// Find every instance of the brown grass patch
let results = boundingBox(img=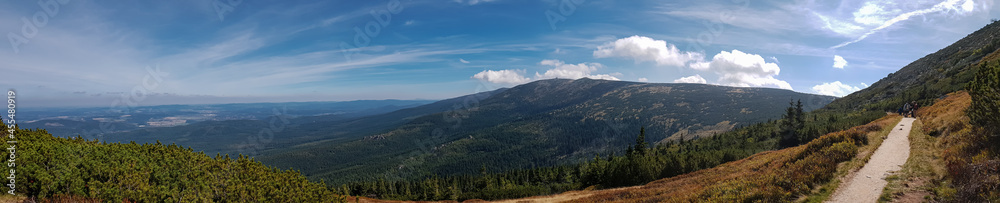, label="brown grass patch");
[569,115,901,202]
